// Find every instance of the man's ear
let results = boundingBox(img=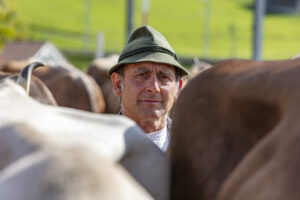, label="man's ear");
[174,79,183,101]
[111,72,123,97]
[176,79,183,97]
